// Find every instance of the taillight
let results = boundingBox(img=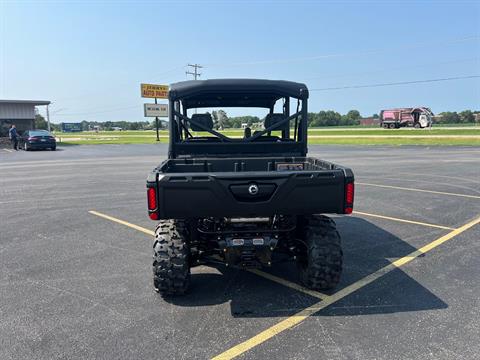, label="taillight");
[147,187,159,220]
[346,182,354,203]
[345,182,354,214]
[147,187,157,209]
